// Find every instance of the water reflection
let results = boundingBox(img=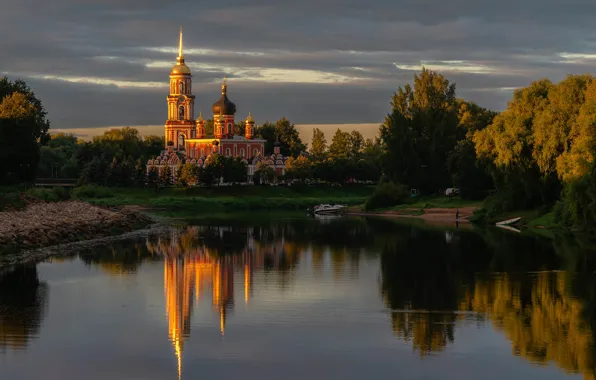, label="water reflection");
[2,216,596,380]
[0,266,47,351]
[379,223,596,378]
